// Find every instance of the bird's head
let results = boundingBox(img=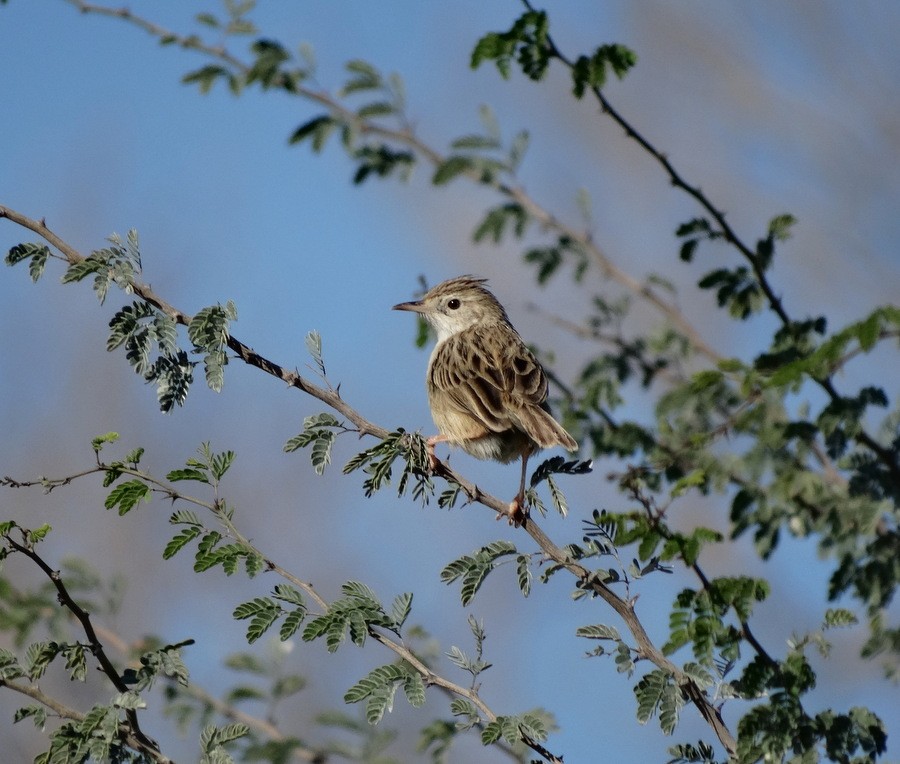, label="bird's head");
[392,276,509,343]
